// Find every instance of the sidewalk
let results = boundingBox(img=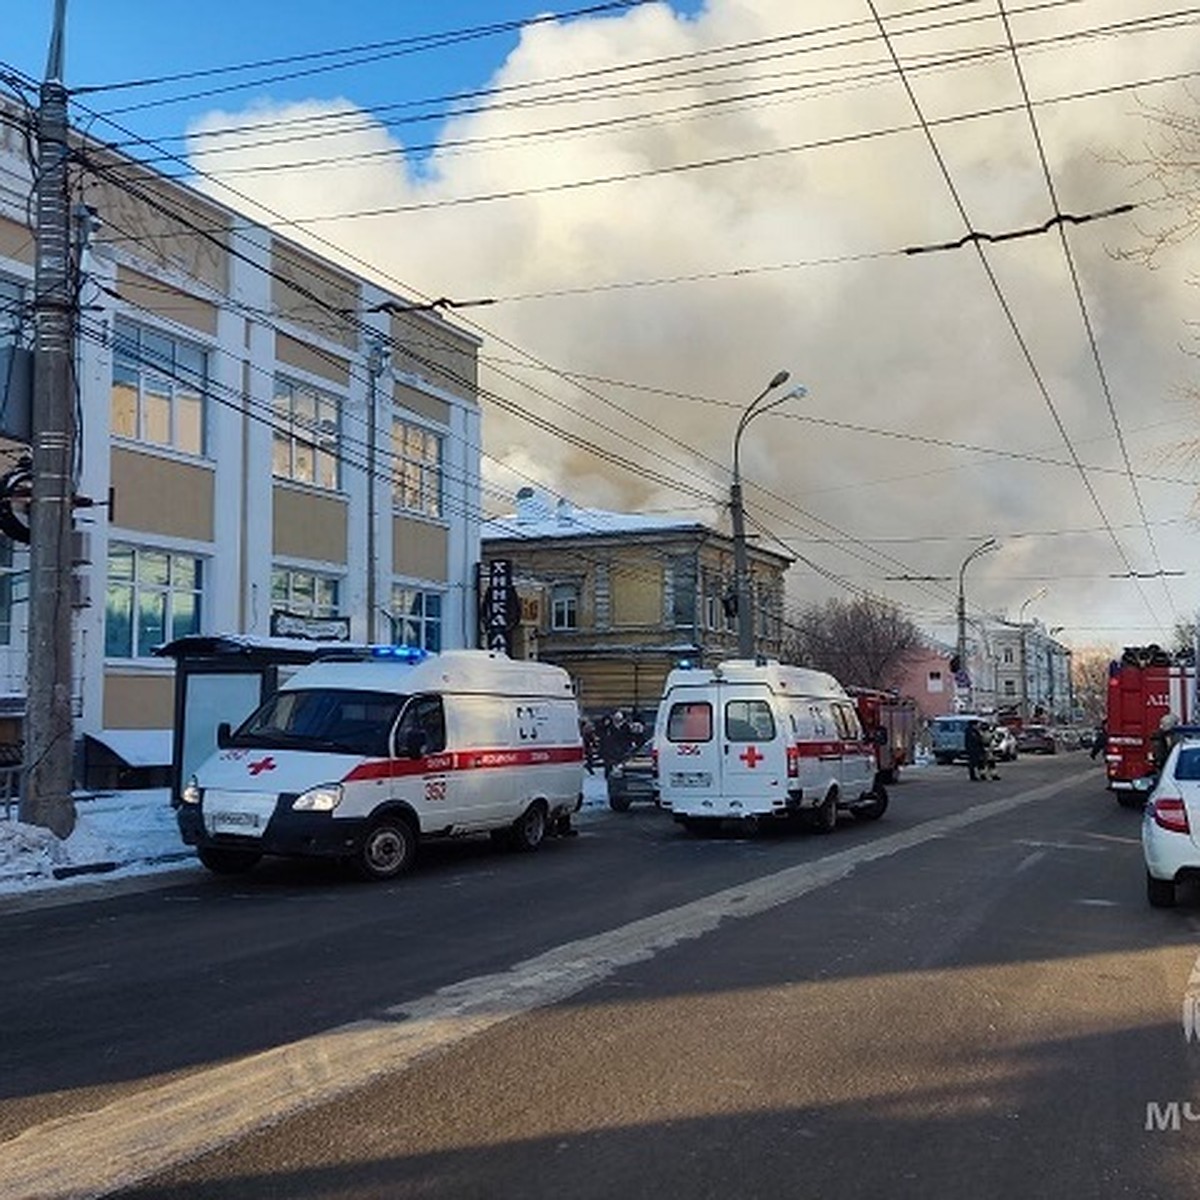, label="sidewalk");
[0,789,194,896]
